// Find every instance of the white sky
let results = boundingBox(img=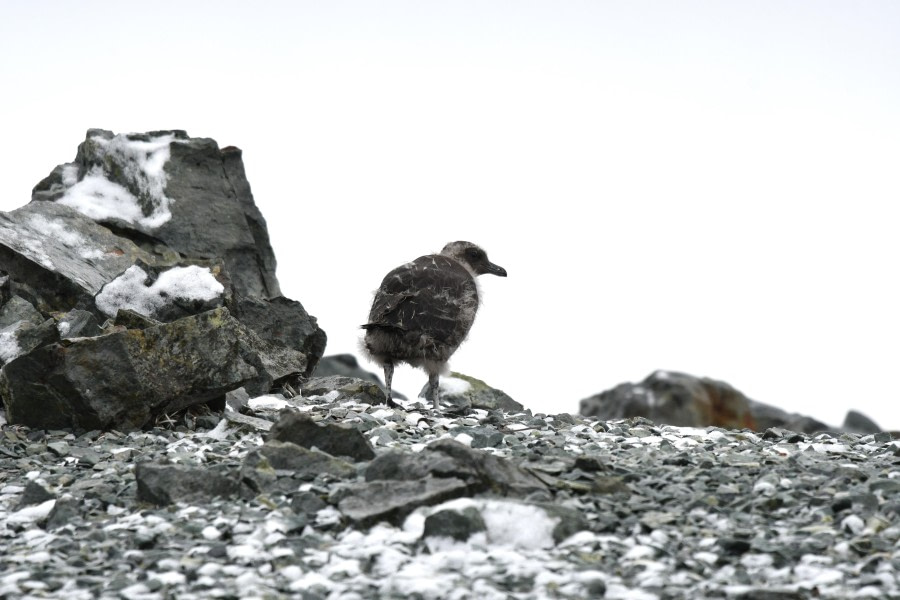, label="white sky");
[2,1,899,428]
